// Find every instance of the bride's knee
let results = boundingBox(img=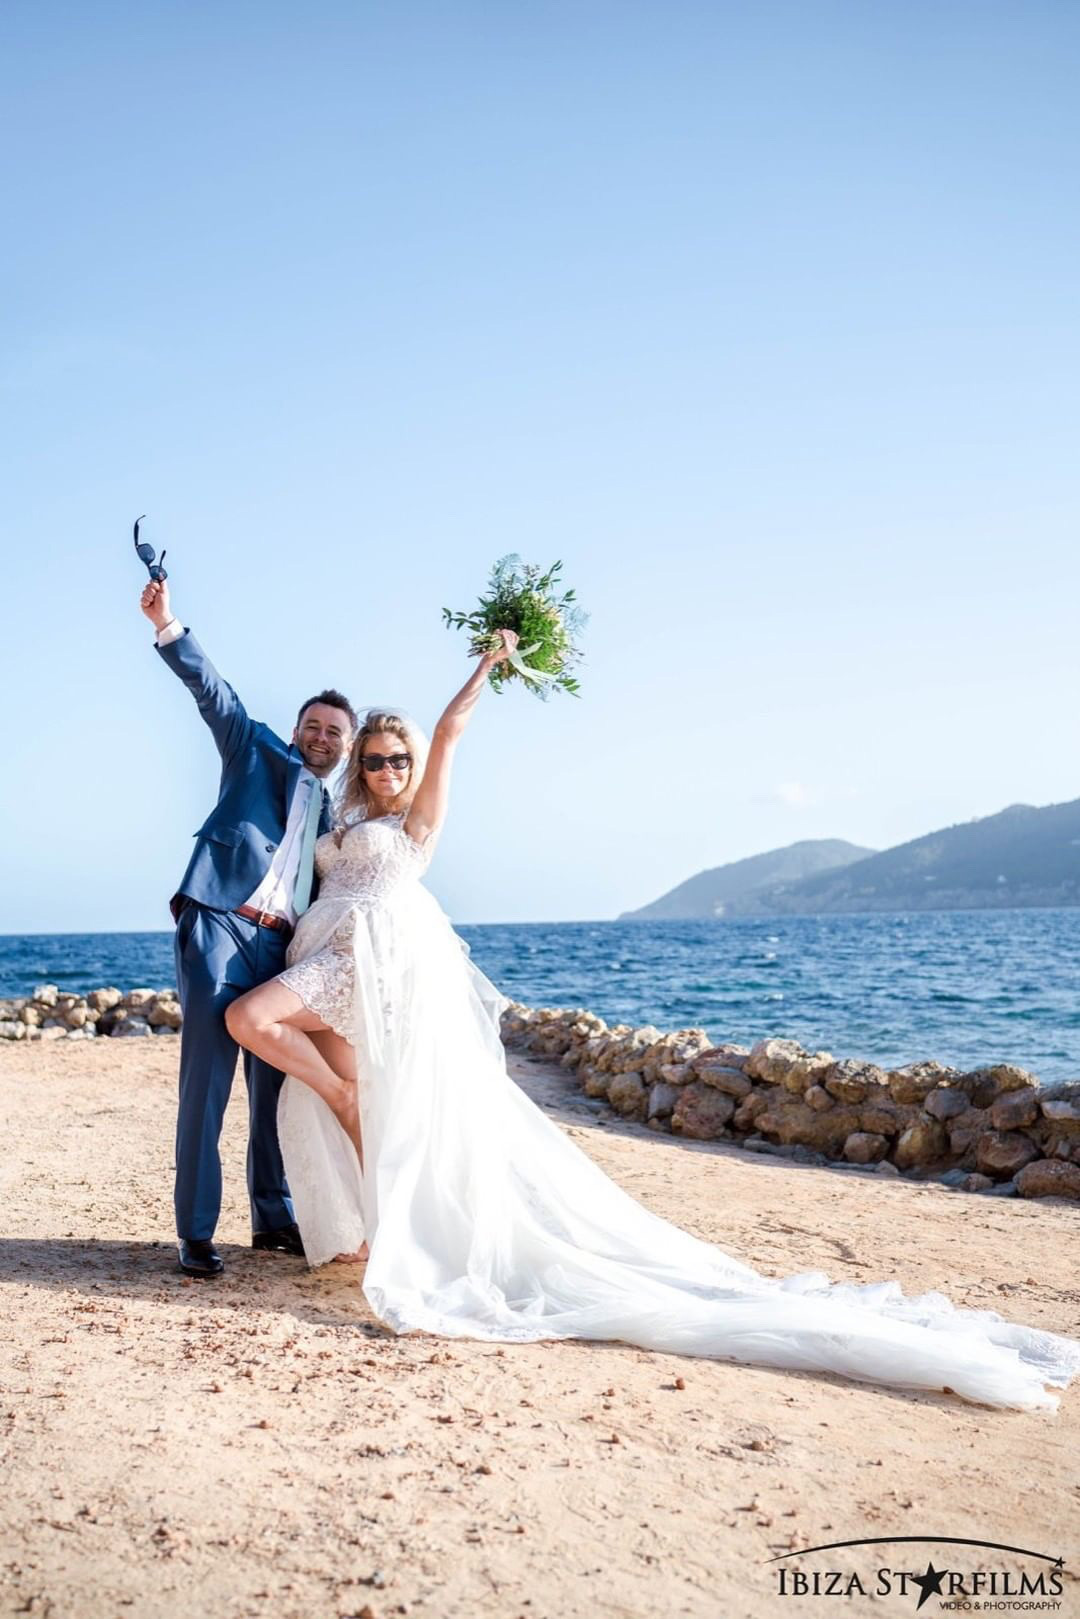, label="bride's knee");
[225,993,264,1044]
